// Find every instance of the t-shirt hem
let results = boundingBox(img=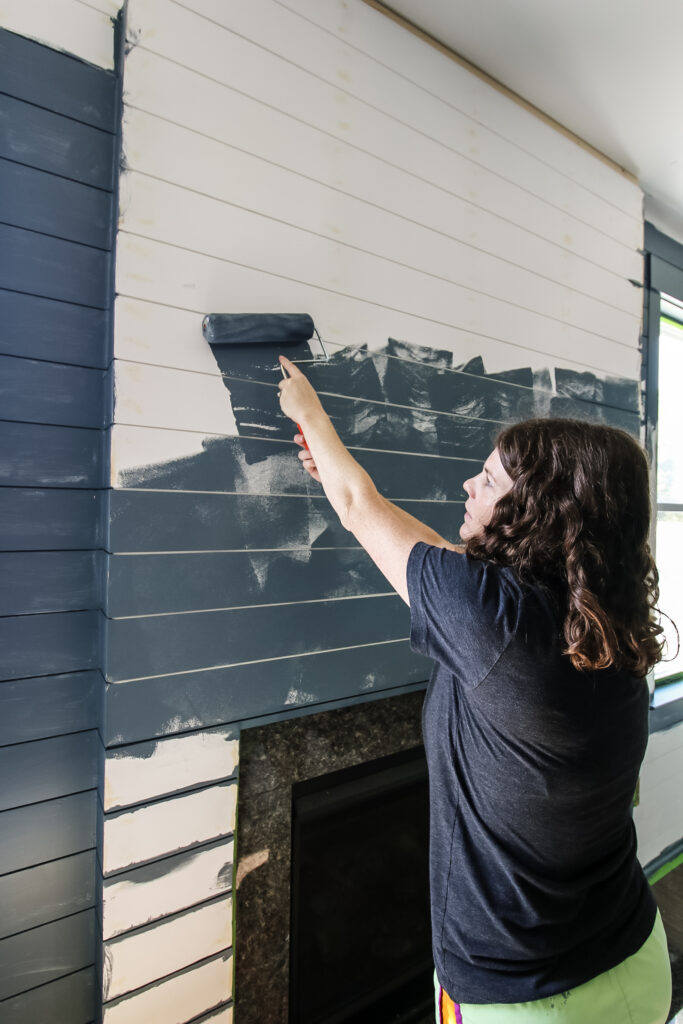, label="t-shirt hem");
[435,886,658,1005]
